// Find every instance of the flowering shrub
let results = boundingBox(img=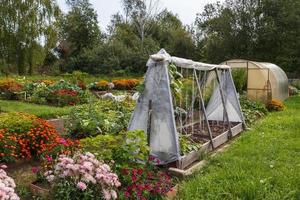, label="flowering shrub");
[267,99,285,111]
[44,153,120,200]
[0,112,80,162]
[119,167,173,200]
[0,165,20,200]
[0,78,23,100]
[112,79,140,90]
